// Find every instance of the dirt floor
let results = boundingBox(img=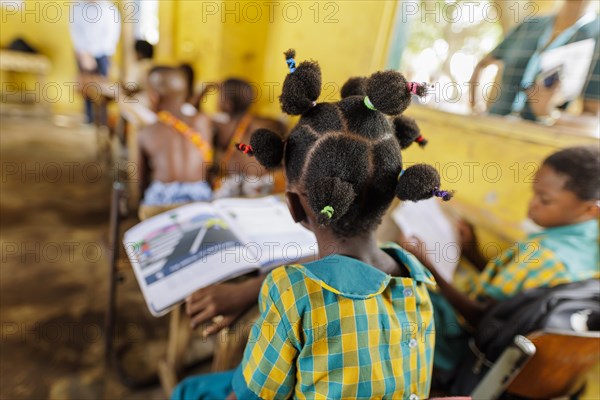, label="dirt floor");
[0,114,209,400]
